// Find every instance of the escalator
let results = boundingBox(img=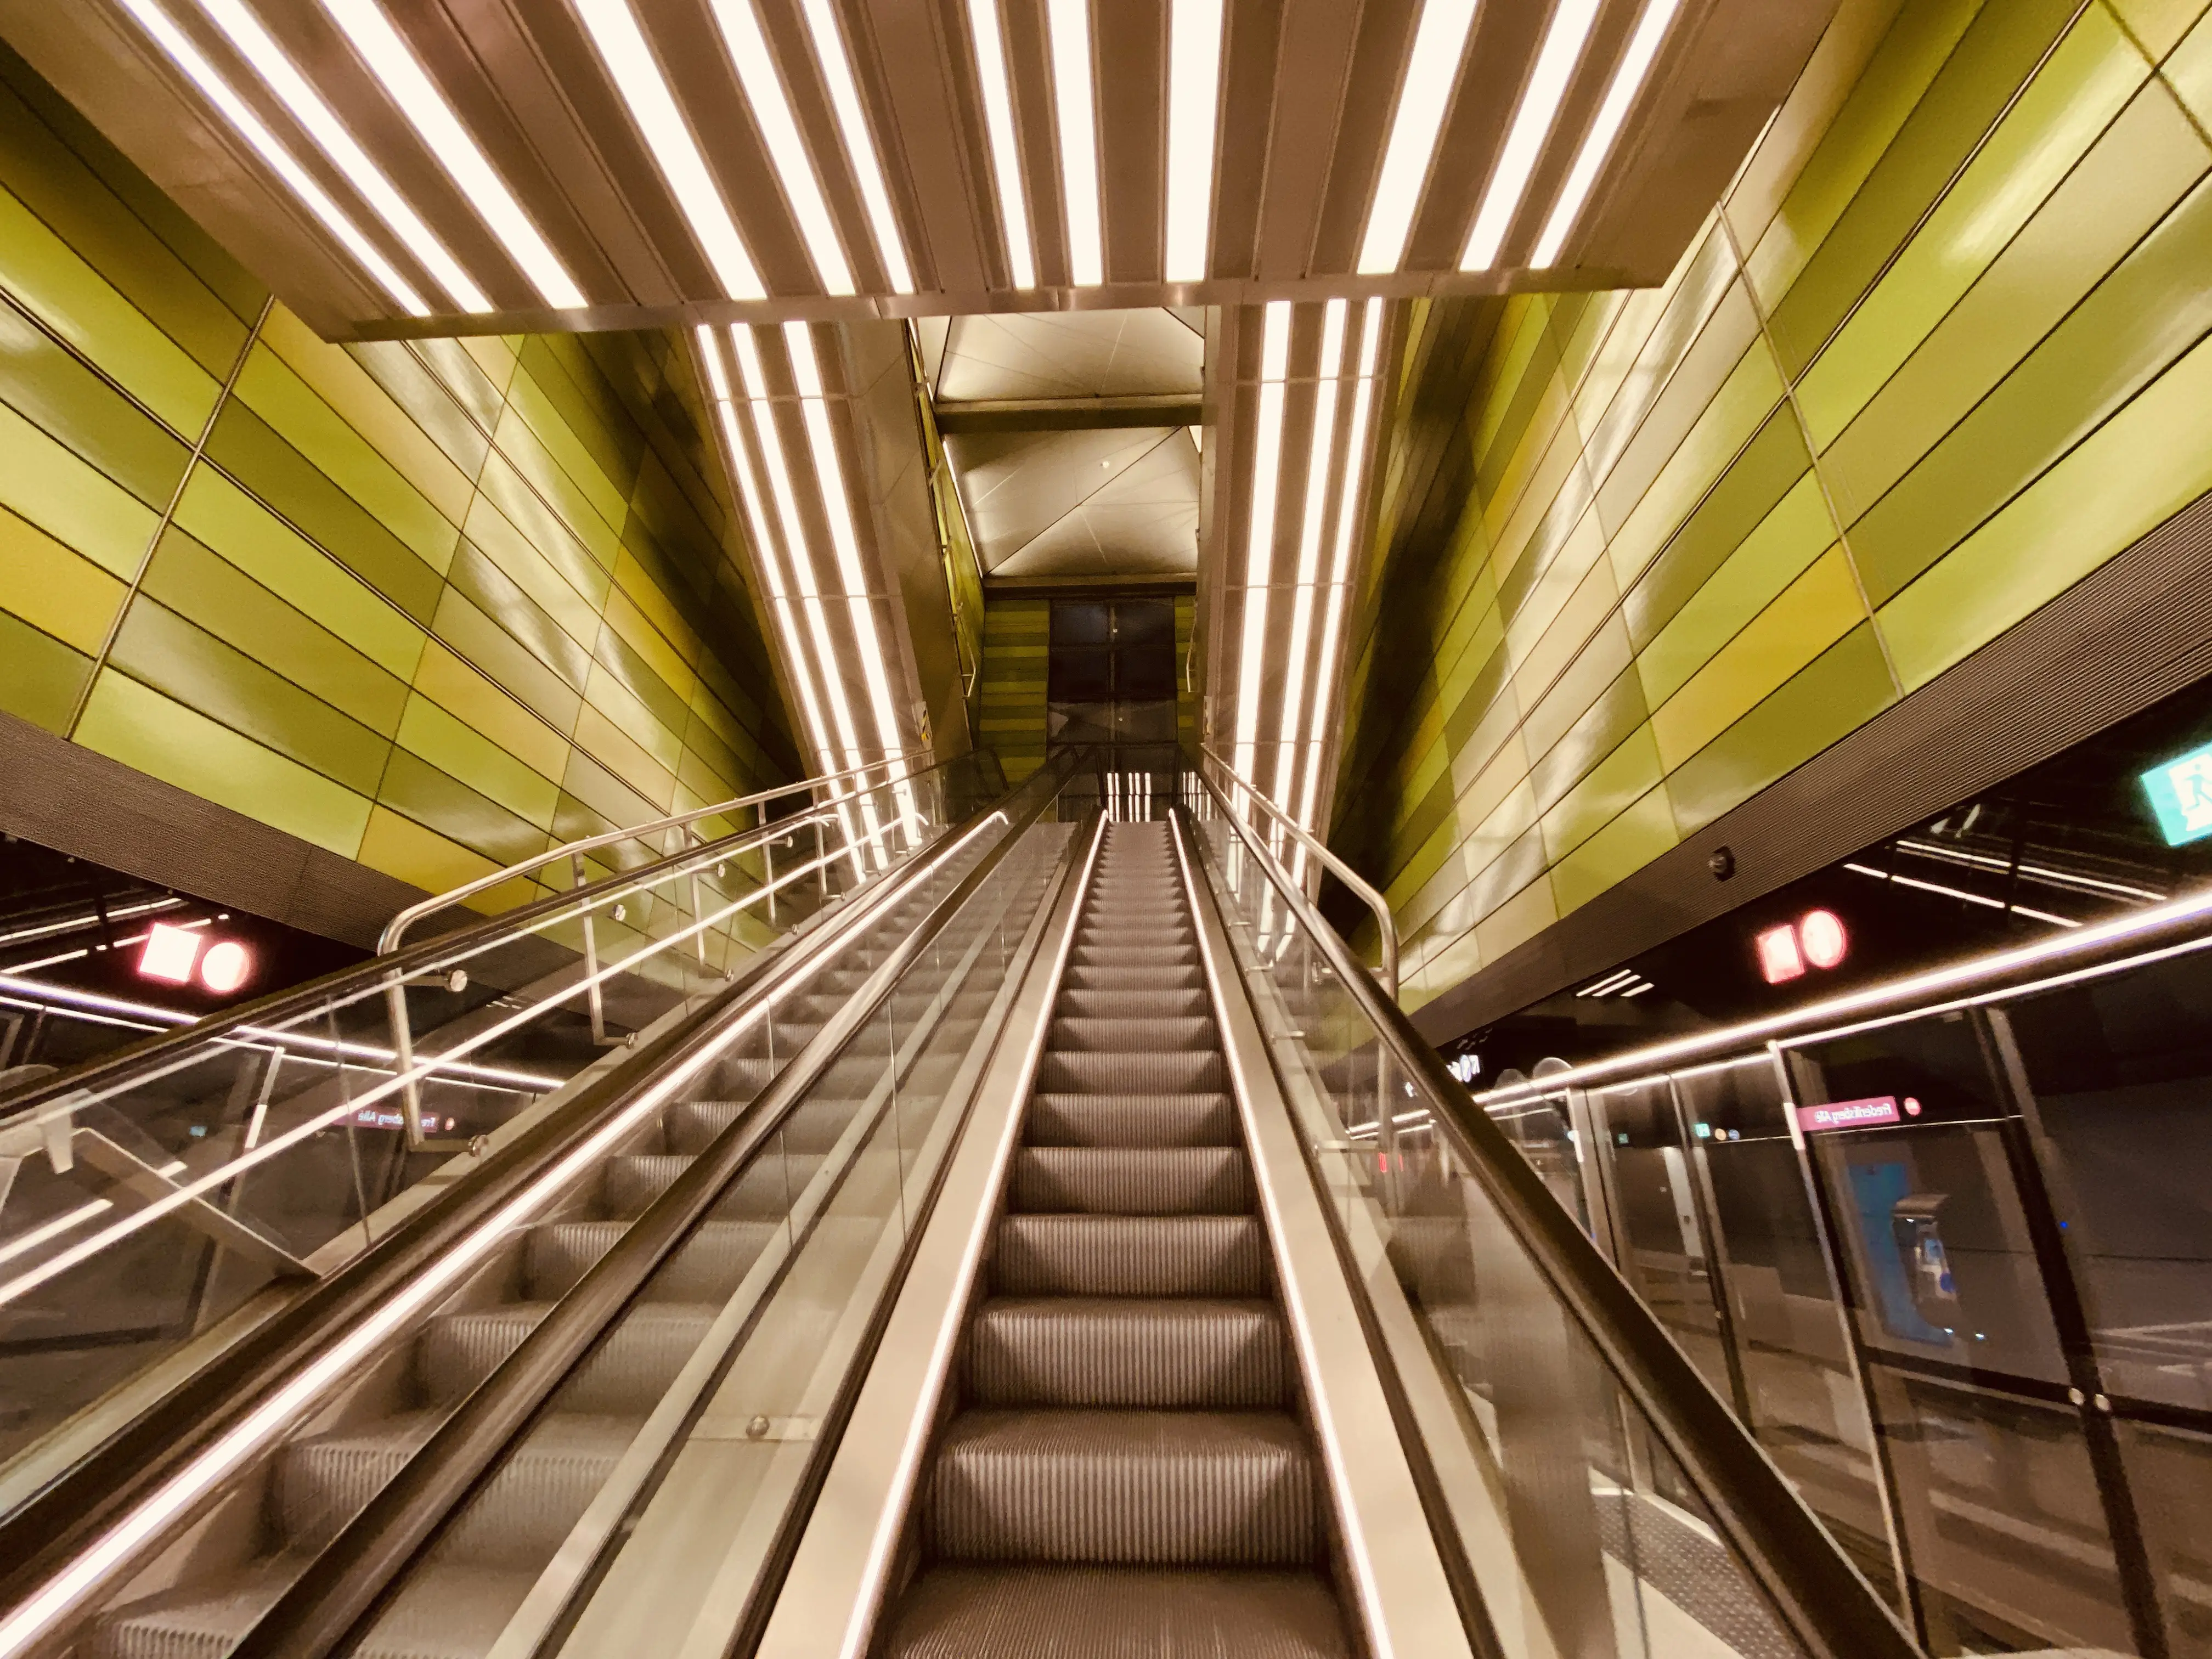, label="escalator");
[0,756,1923,1659]
[876,819,1347,1658]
